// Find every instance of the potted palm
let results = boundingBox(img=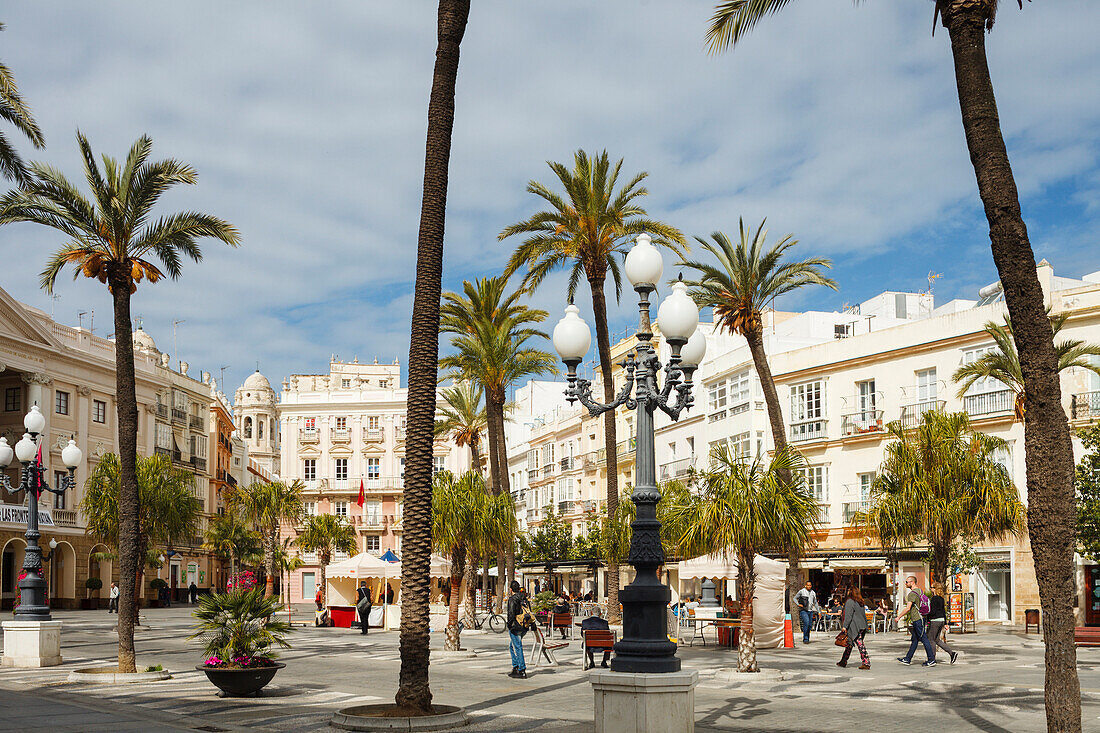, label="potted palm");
[83,577,103,610]
[191,588,291,697]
